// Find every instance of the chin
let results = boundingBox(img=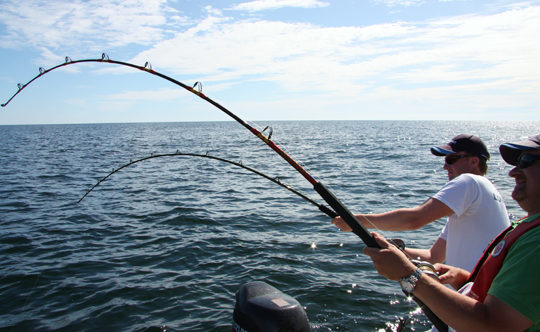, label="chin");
[512,188,526,205]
